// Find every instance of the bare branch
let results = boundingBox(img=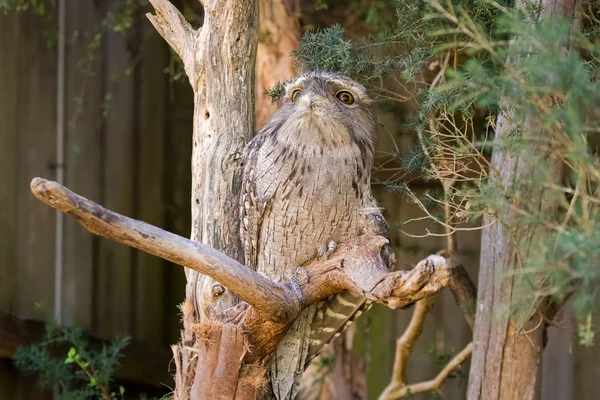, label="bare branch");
[146,0,197,76]
[381,342,473,399]
[447,262,477,329]
[299,242,452,310]
[30,177,300,324]
[378,298,436,400]
[30,177,454,363]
